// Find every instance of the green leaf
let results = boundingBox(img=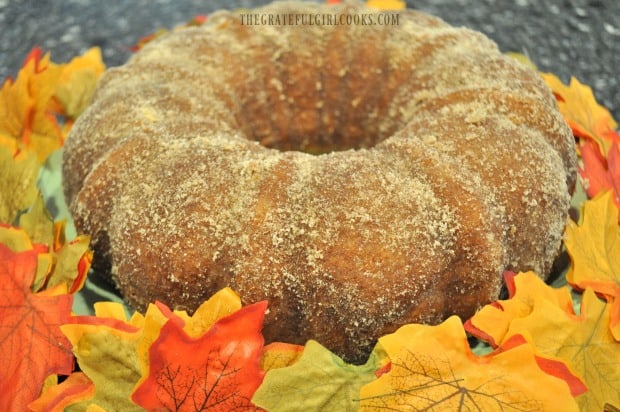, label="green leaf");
[252,340,382,412]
